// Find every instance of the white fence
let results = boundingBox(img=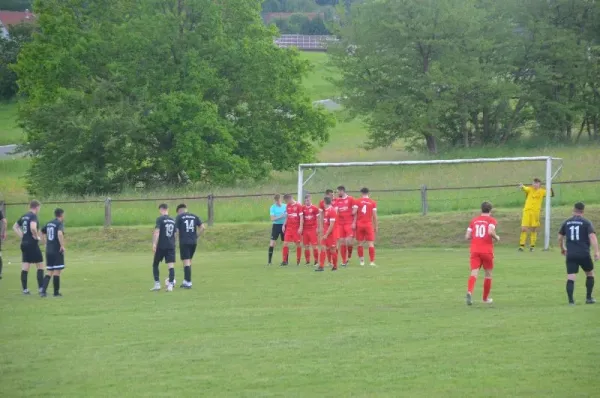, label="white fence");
[274,35,337,50]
